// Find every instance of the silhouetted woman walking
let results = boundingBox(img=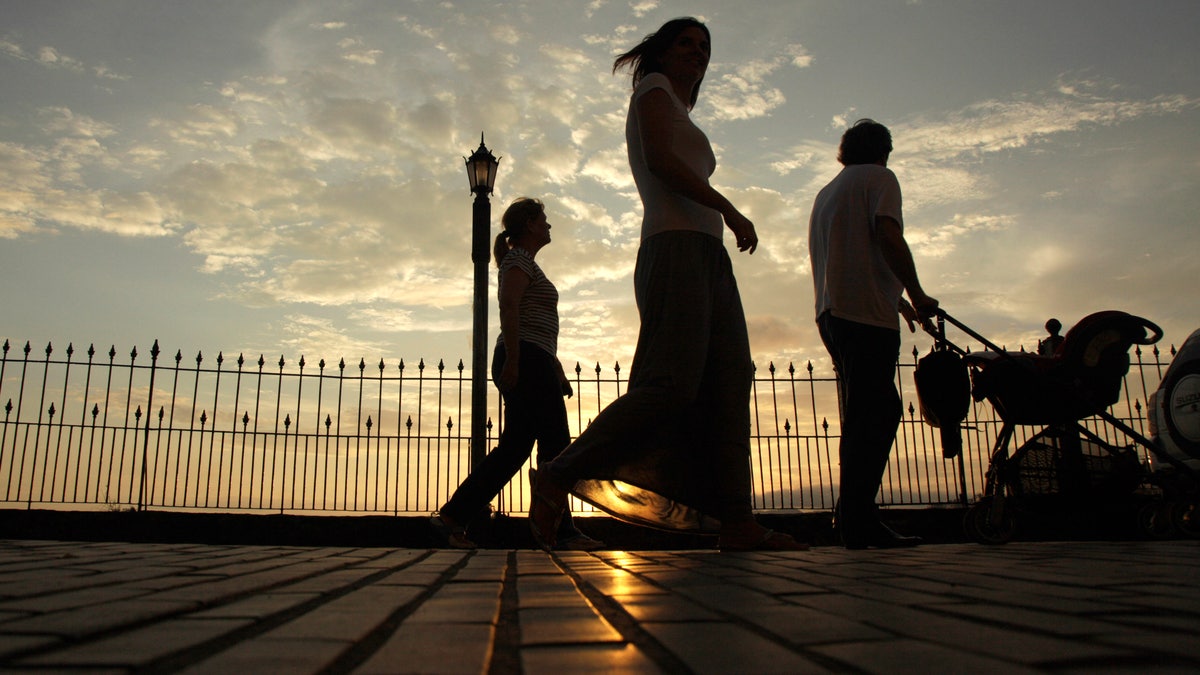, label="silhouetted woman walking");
[529,18,806,552]
[431,198,600,551]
